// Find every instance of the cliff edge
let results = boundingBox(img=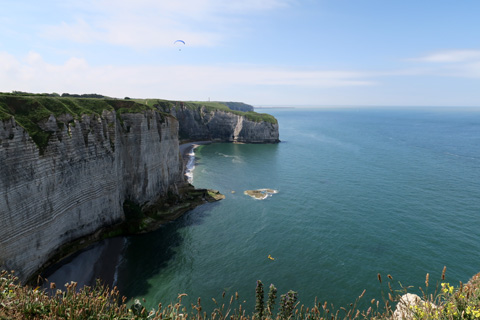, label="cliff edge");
[0,96,187,281]
[140,100,280,143]
[0,94,279,282]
